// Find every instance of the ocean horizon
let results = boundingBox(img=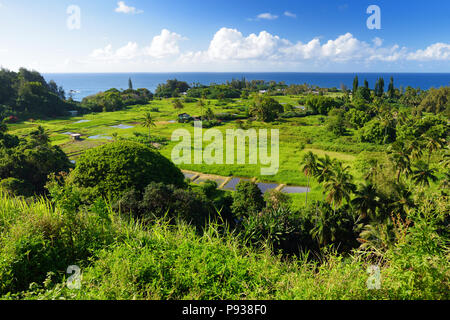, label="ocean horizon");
[43,72,450,101]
